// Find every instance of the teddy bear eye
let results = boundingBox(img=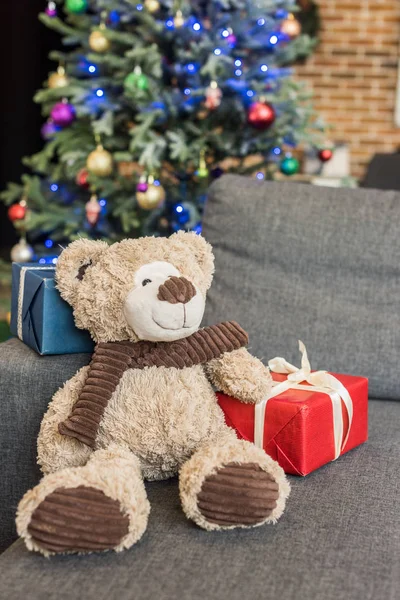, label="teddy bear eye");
[142,279,152,286]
